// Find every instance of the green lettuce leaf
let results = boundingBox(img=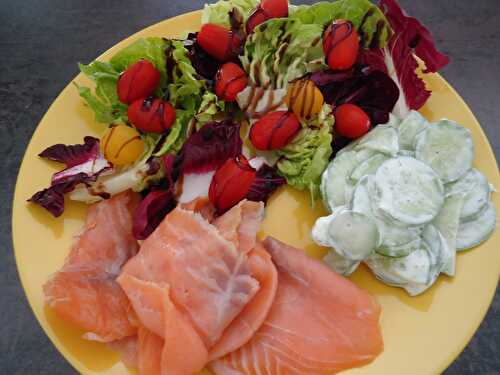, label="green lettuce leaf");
[76,61,127,124]
[78,38,169,124]
[194,91,226,130]
[110,37,168,88]
[241,18,327,89]
[289,0,392,48]
[165,40,205,111]
[277,104,334,202]
[154,109,194,156]
[201,0,259,27]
